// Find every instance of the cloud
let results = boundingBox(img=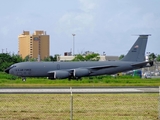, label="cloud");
[54,0,99,36]
[0,0,159,55]
[58,13,94,32]
[0,14,31,36]
[0,26,9,36]
[79,0,98,12]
